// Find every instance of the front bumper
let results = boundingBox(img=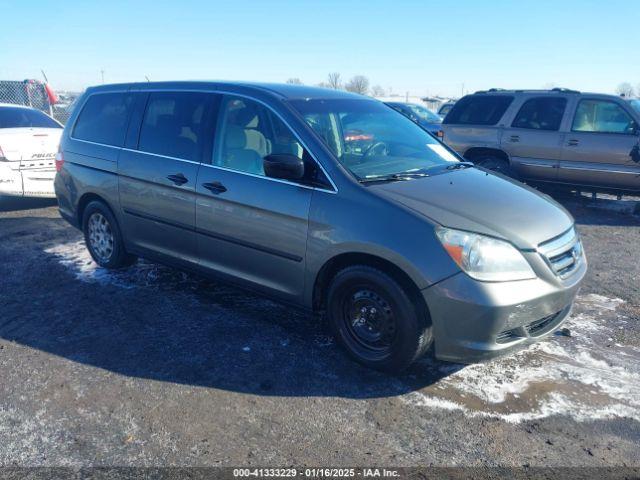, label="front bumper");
[422,252,586,363]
